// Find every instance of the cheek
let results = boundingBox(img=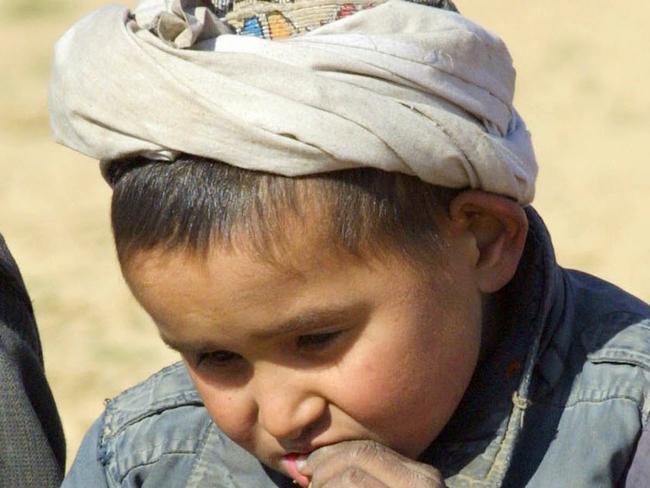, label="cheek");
[186,367,257,450]
[333,307,482,457]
